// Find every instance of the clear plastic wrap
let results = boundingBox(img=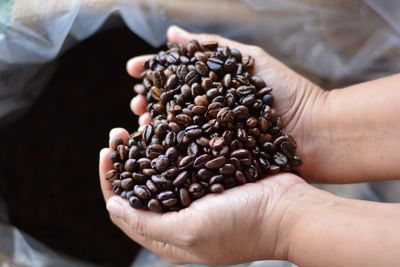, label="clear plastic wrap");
[0,198,97,267]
